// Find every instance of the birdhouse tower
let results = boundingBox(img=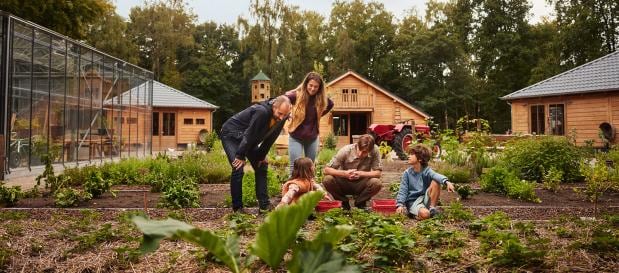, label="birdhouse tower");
[250,70,271,104]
